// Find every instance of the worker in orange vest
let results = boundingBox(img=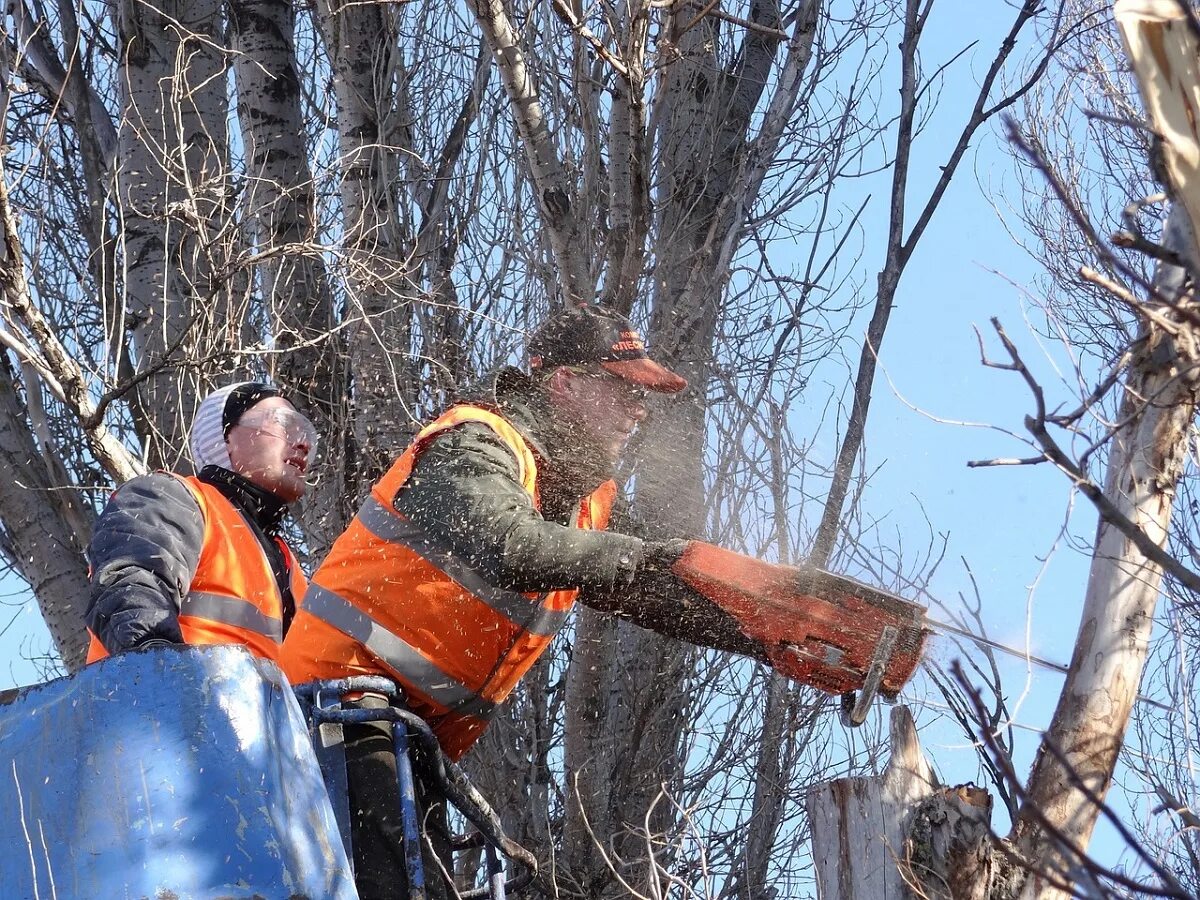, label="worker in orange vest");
[282,305,759,900]
[85,382,317,664]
